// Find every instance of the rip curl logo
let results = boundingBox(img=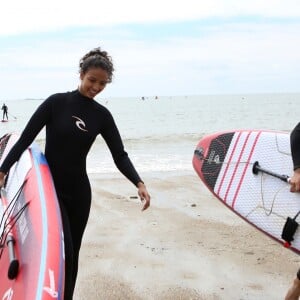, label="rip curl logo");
[72,116,88,132]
